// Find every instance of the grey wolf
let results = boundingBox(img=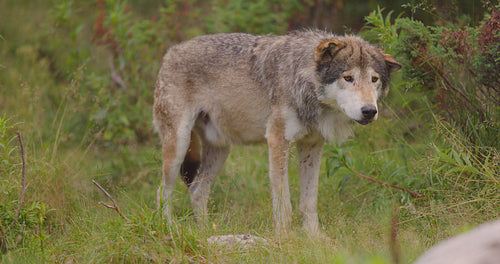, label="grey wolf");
[153,29,401,234]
